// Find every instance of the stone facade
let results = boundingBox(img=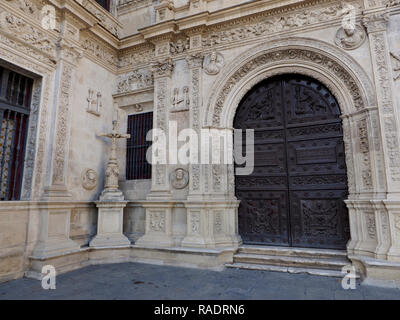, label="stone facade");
[1,0,400,285]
